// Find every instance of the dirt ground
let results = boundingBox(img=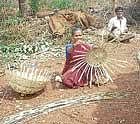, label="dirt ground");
[0,35,140,124]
